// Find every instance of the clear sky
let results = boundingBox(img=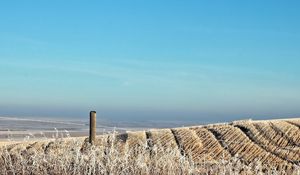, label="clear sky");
[0,1,300,122]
